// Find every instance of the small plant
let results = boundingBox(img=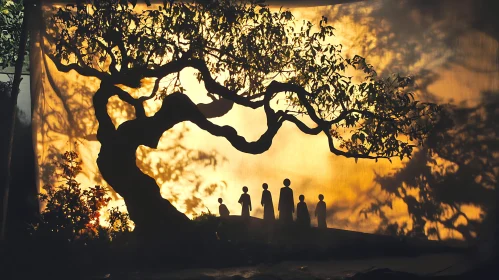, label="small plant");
[192,208,219,234]
[106,206,134,240]
[36,149,111,242]
[192,208,217,223]
[34,148,135,243]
